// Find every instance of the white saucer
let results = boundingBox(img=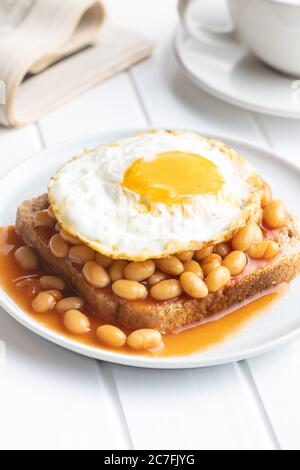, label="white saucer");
[174,25,300,119]
[1,128,300,369]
